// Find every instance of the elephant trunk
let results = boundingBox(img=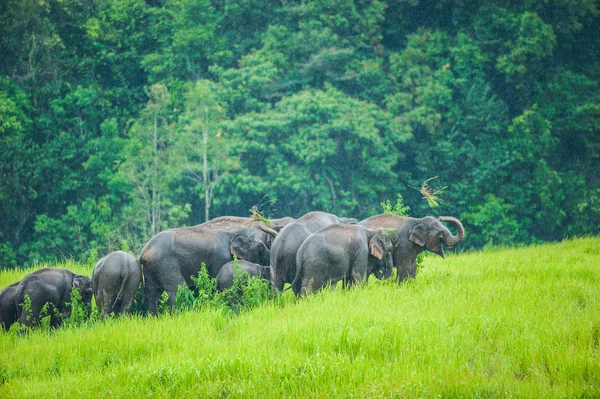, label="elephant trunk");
[438,216,464,247]
[373,249,394,280]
